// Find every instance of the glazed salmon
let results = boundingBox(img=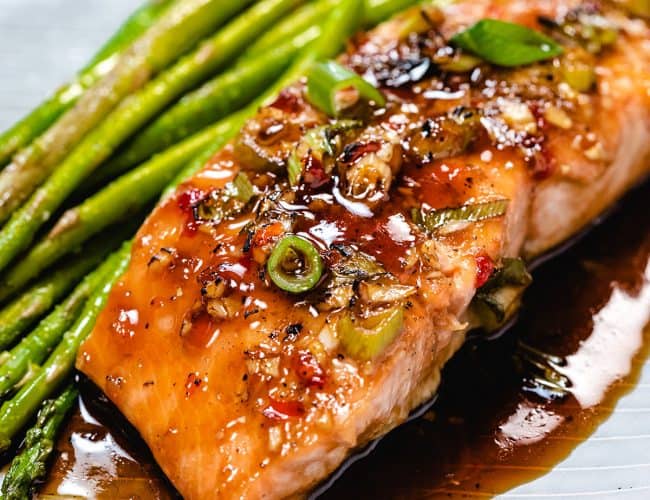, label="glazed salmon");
[78,1,650,498]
